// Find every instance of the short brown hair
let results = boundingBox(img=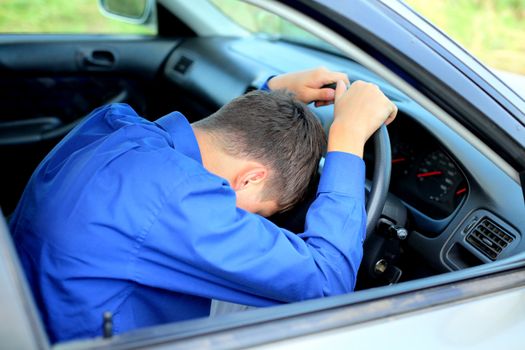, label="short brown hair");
[194,90,327,211]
